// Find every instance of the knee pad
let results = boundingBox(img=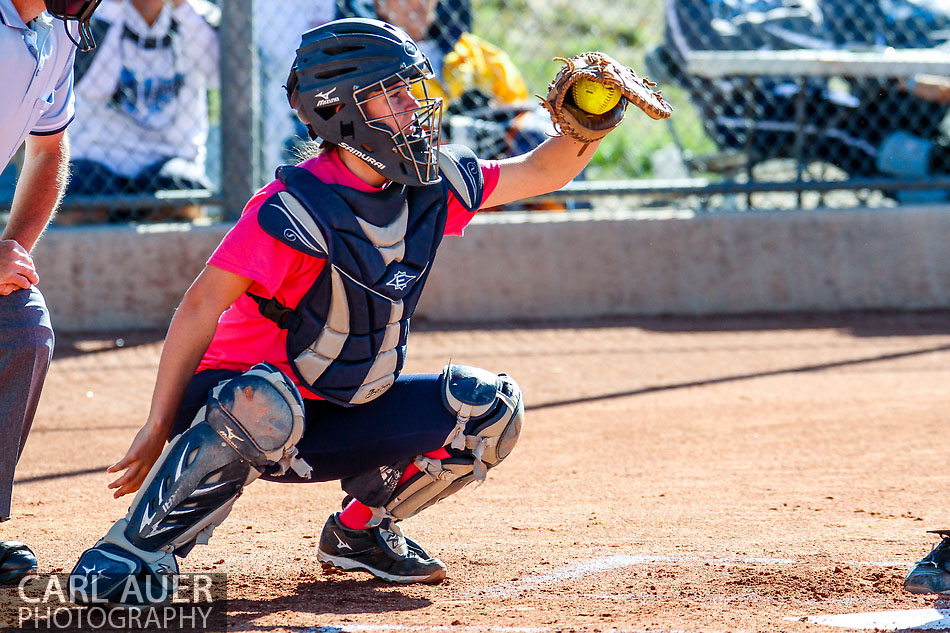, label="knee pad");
[350,364,523,524]
[439,364,524,476]
[201,362,307,471]
[116,363,306,556]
